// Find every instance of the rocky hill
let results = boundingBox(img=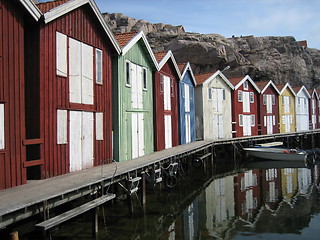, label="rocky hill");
[102,13,320,88]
